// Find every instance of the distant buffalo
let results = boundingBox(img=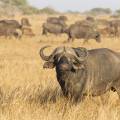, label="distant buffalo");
[47,16,67,27]
[0,27,22,39]
[42,22,67,35]
[40,46,120,102]
[0,20,22,38]
[21,18,35,36]
[66,24,101,43]
[21,18,31,27]
[0,18,34,38]
[108,20,120,37]
[98,27,113,37]
[86,16,95,22]
[0,19,21,29]
[59,15,68,21]
[75,17,97,30]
